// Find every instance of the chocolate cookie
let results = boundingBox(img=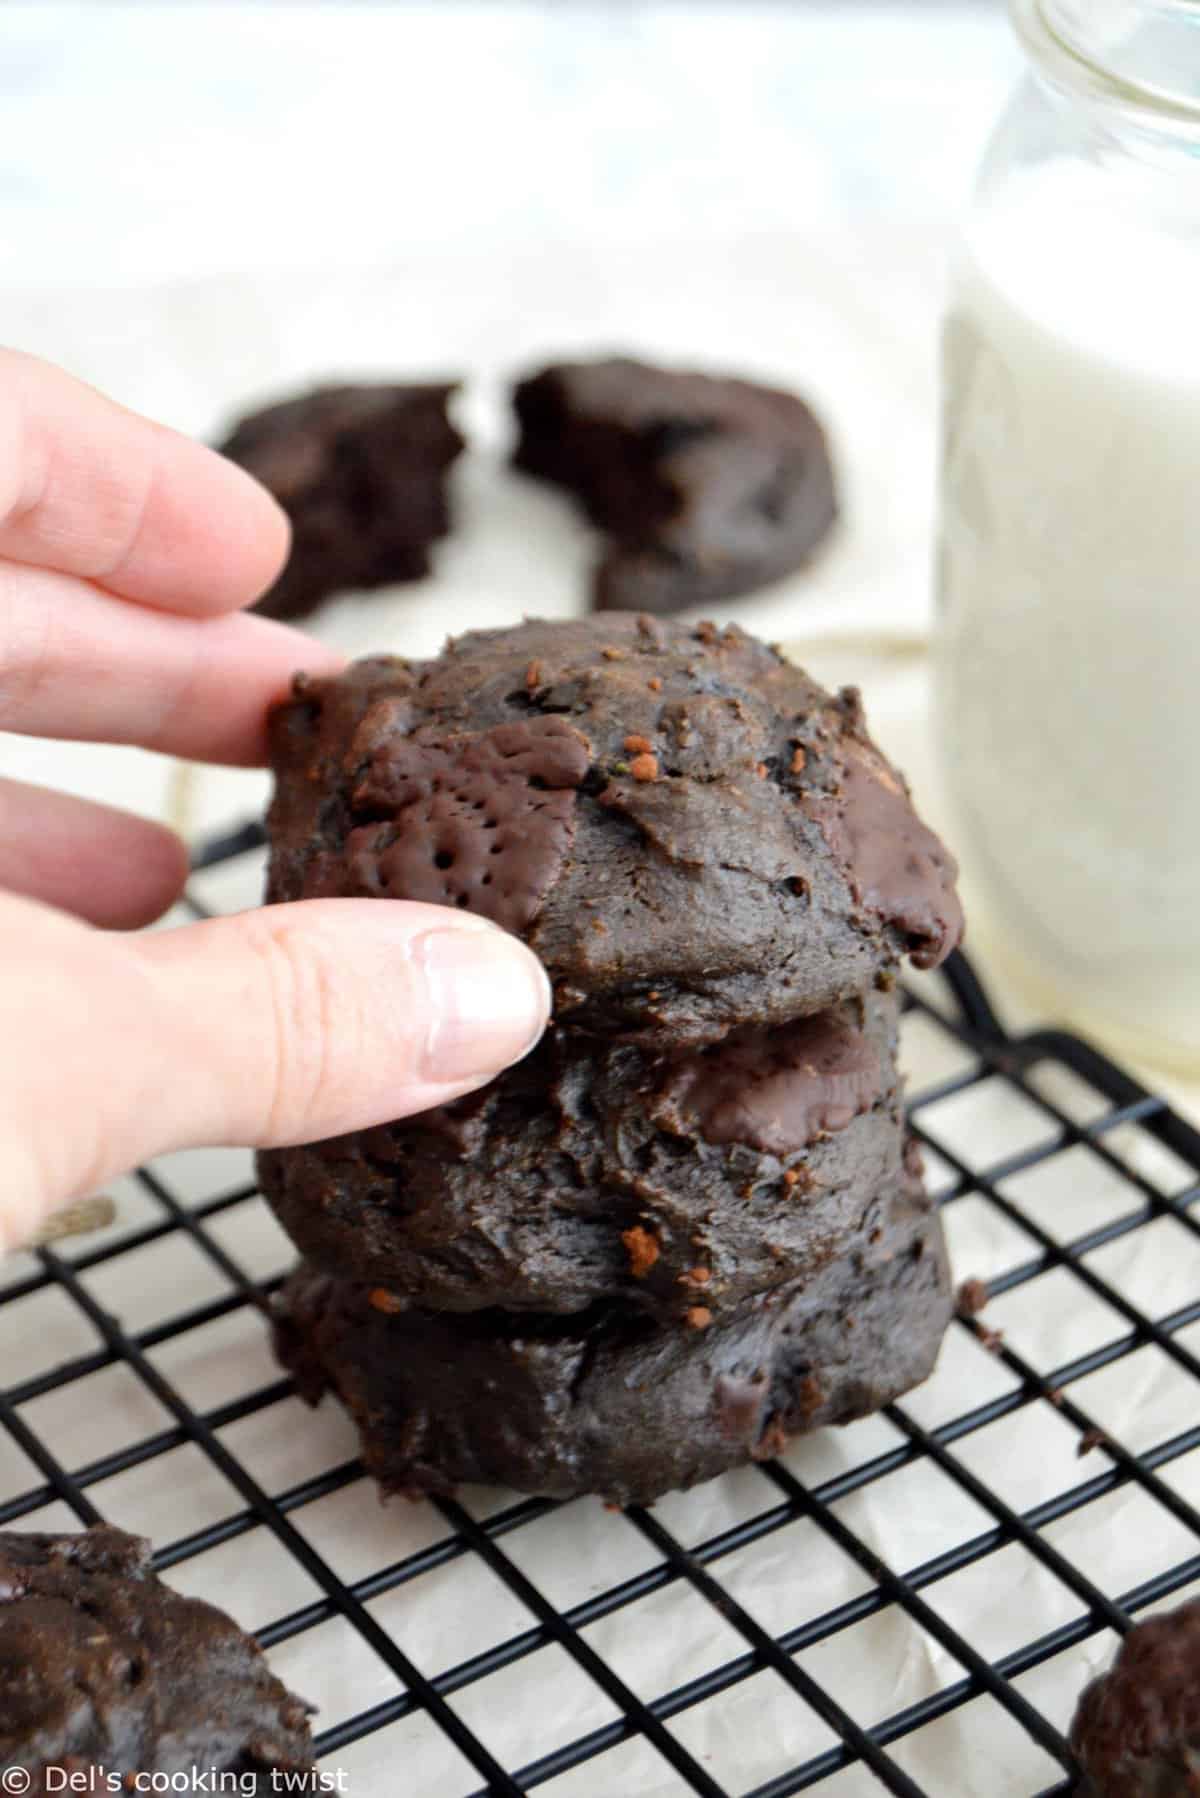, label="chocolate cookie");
[0,1526,313,1791]
[264,615,962,1045]
[258,989,907,1321]
[219,382,464,620]
[512,357,838,614]
[275,1157,950,1506]
[1070,1600,1200,1796]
